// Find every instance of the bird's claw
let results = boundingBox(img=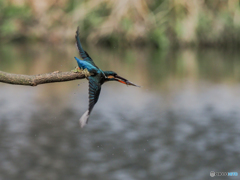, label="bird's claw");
[72,67,90,77]
[71,67,81,73]
[82,68,90,77]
